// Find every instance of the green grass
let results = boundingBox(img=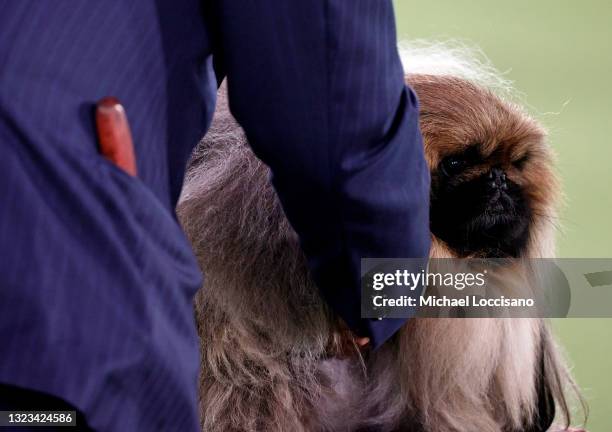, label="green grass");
[394,1,612,429]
